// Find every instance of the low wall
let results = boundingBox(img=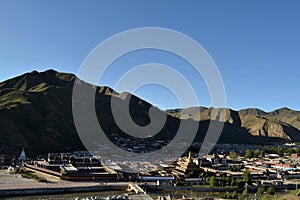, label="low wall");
[142,184,297,193]
[142,185,244,193]
[24,163,119,181]
[61,174,118,181]
[0,185,127,197]
[24,163,62,177]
